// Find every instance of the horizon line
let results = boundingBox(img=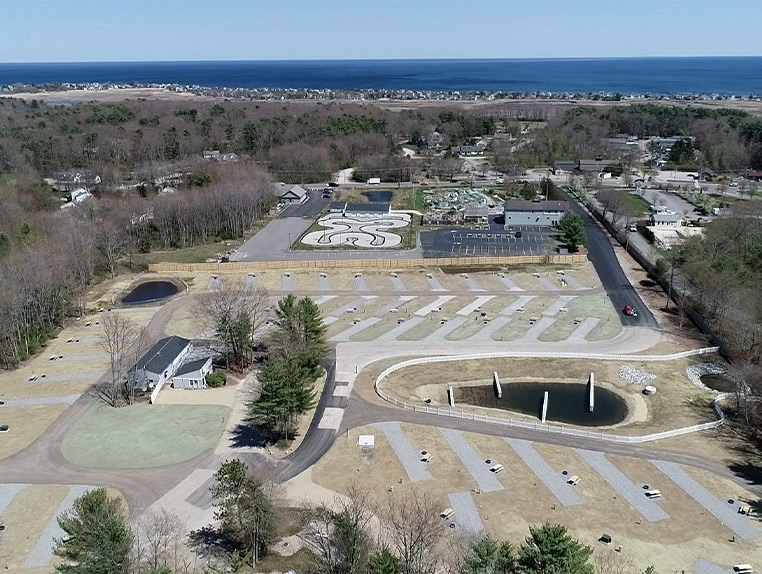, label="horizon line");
[2,55,762,66]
